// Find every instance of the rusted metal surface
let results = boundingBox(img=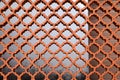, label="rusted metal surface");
[0,0,120,80]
